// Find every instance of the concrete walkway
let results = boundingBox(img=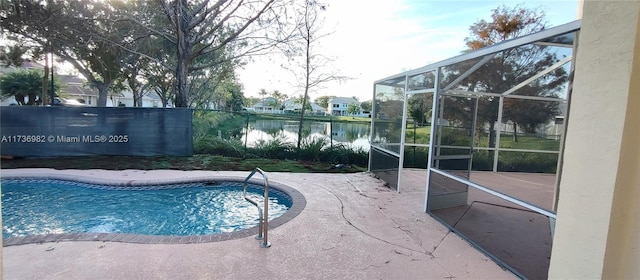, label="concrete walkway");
[2,169,516,279]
